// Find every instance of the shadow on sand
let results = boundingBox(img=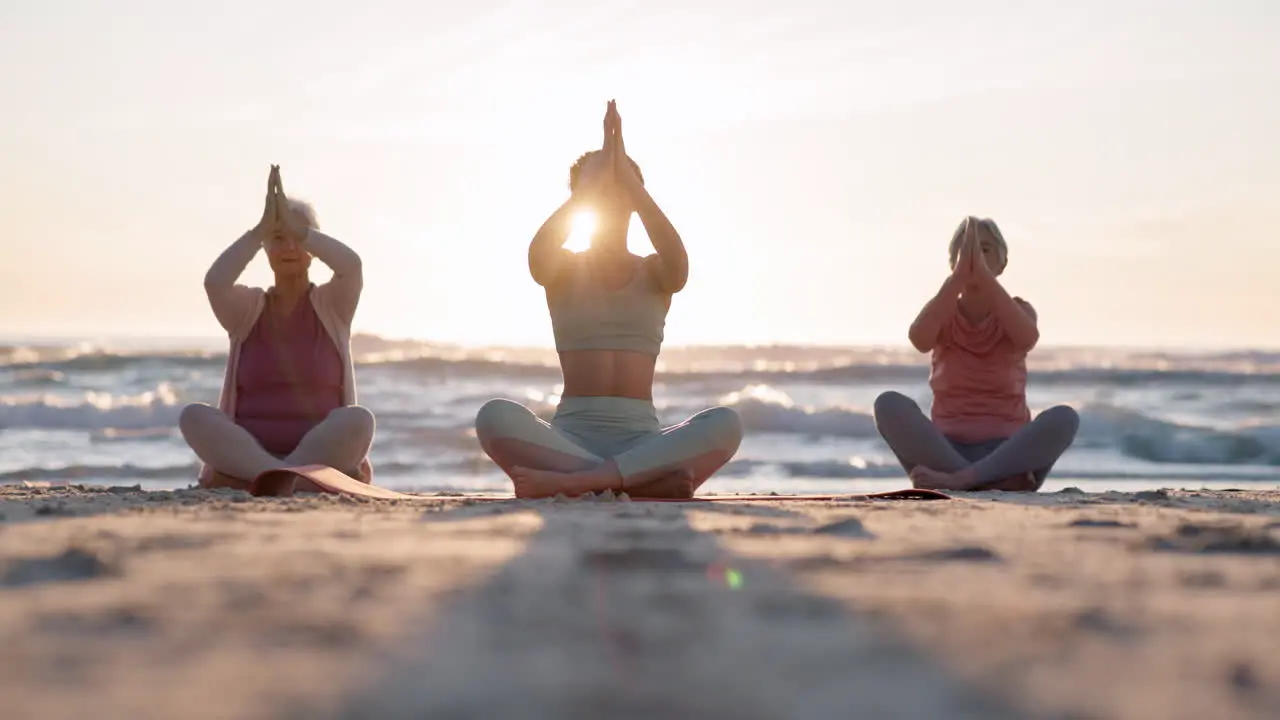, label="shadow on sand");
[323,498,1024,719]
